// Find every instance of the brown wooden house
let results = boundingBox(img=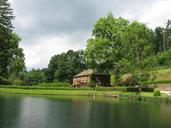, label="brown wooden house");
[73,69,110,87]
